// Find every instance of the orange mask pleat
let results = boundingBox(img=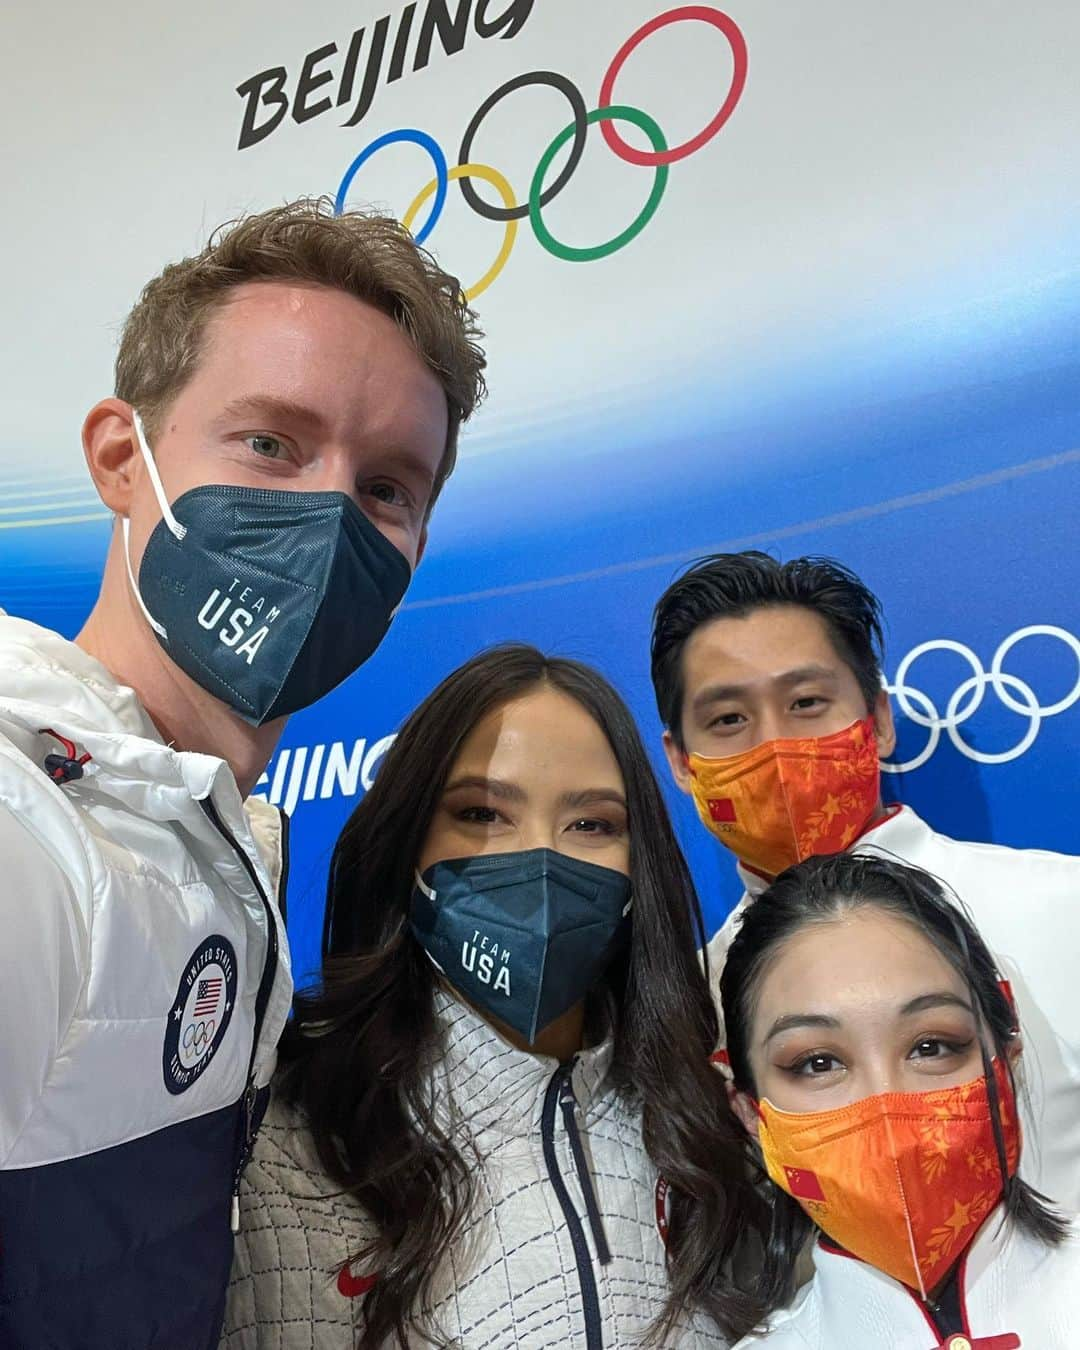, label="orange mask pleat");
[686,715,881,876]
[757,1059,1022,1297]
